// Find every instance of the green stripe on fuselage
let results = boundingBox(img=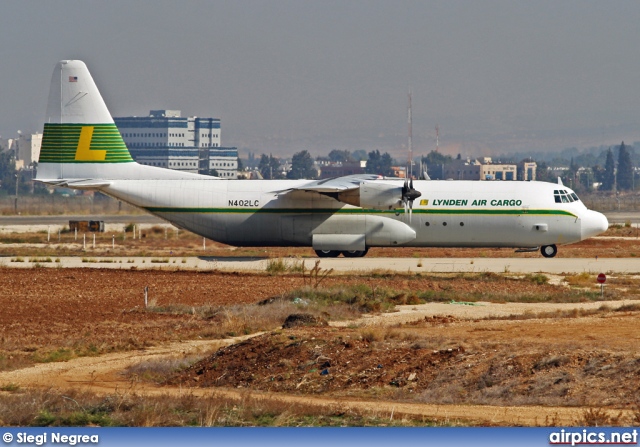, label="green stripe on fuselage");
[144,207,577,218]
